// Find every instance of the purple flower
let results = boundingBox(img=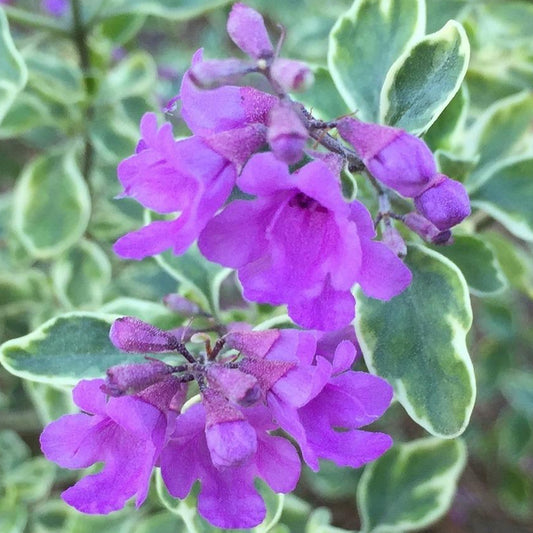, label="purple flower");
[179,49,277,137]
[337,117,436,198]
[160,402,300,529]
[226,3,274,60]
[270,58,314,93]
[41,0,68,16]
[40,379,184,513]
[199,153,411,330]
[414,175,471,230]
[113,113,236,260]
